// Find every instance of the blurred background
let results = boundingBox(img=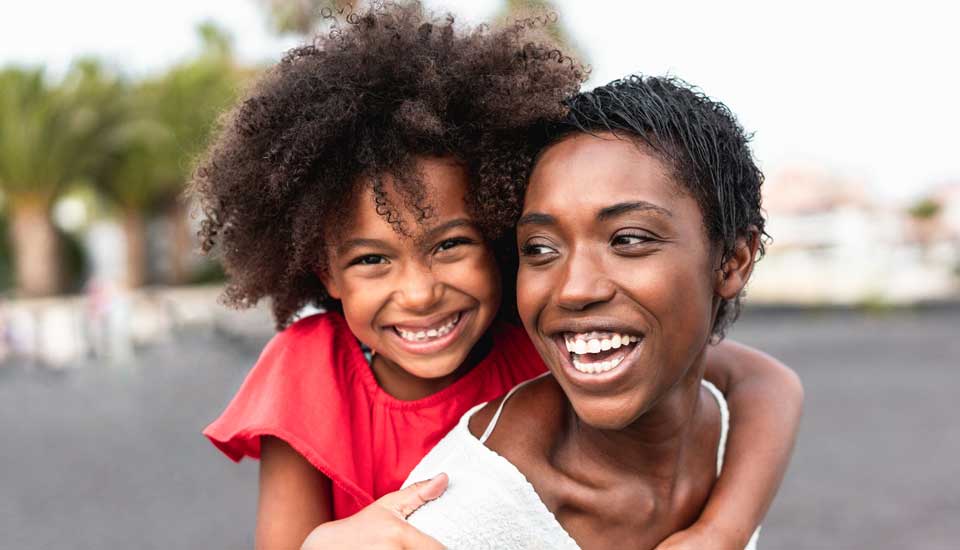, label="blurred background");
[1,1,957,549]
